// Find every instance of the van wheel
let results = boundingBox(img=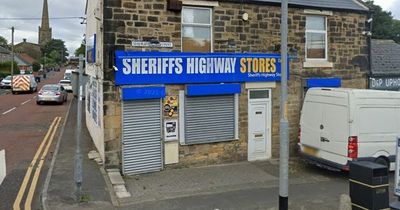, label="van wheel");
[375,157,389,170]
